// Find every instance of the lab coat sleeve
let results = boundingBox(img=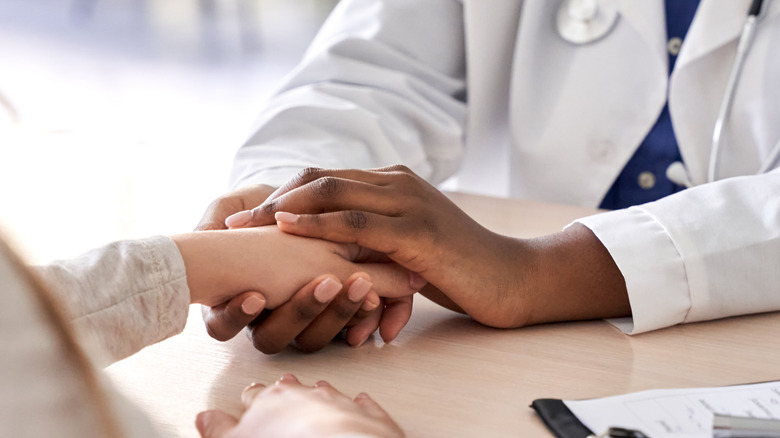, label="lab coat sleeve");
[576,170,780,334]
[33,236,190,367]
[230,0,467,190]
